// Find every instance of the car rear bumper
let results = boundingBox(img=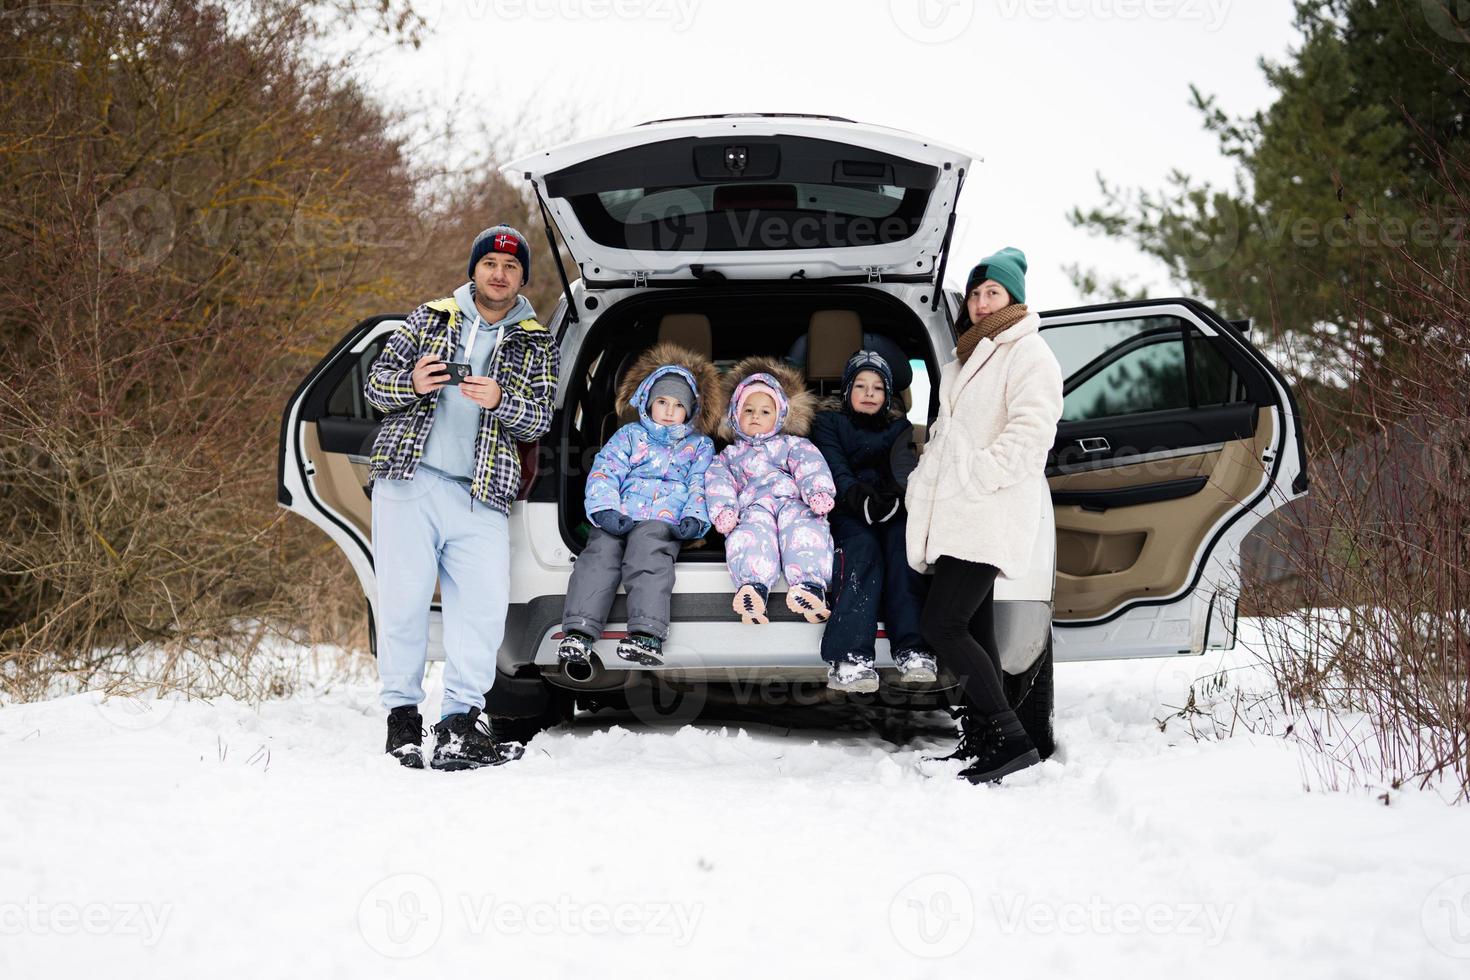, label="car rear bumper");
[496,594,1052,677]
